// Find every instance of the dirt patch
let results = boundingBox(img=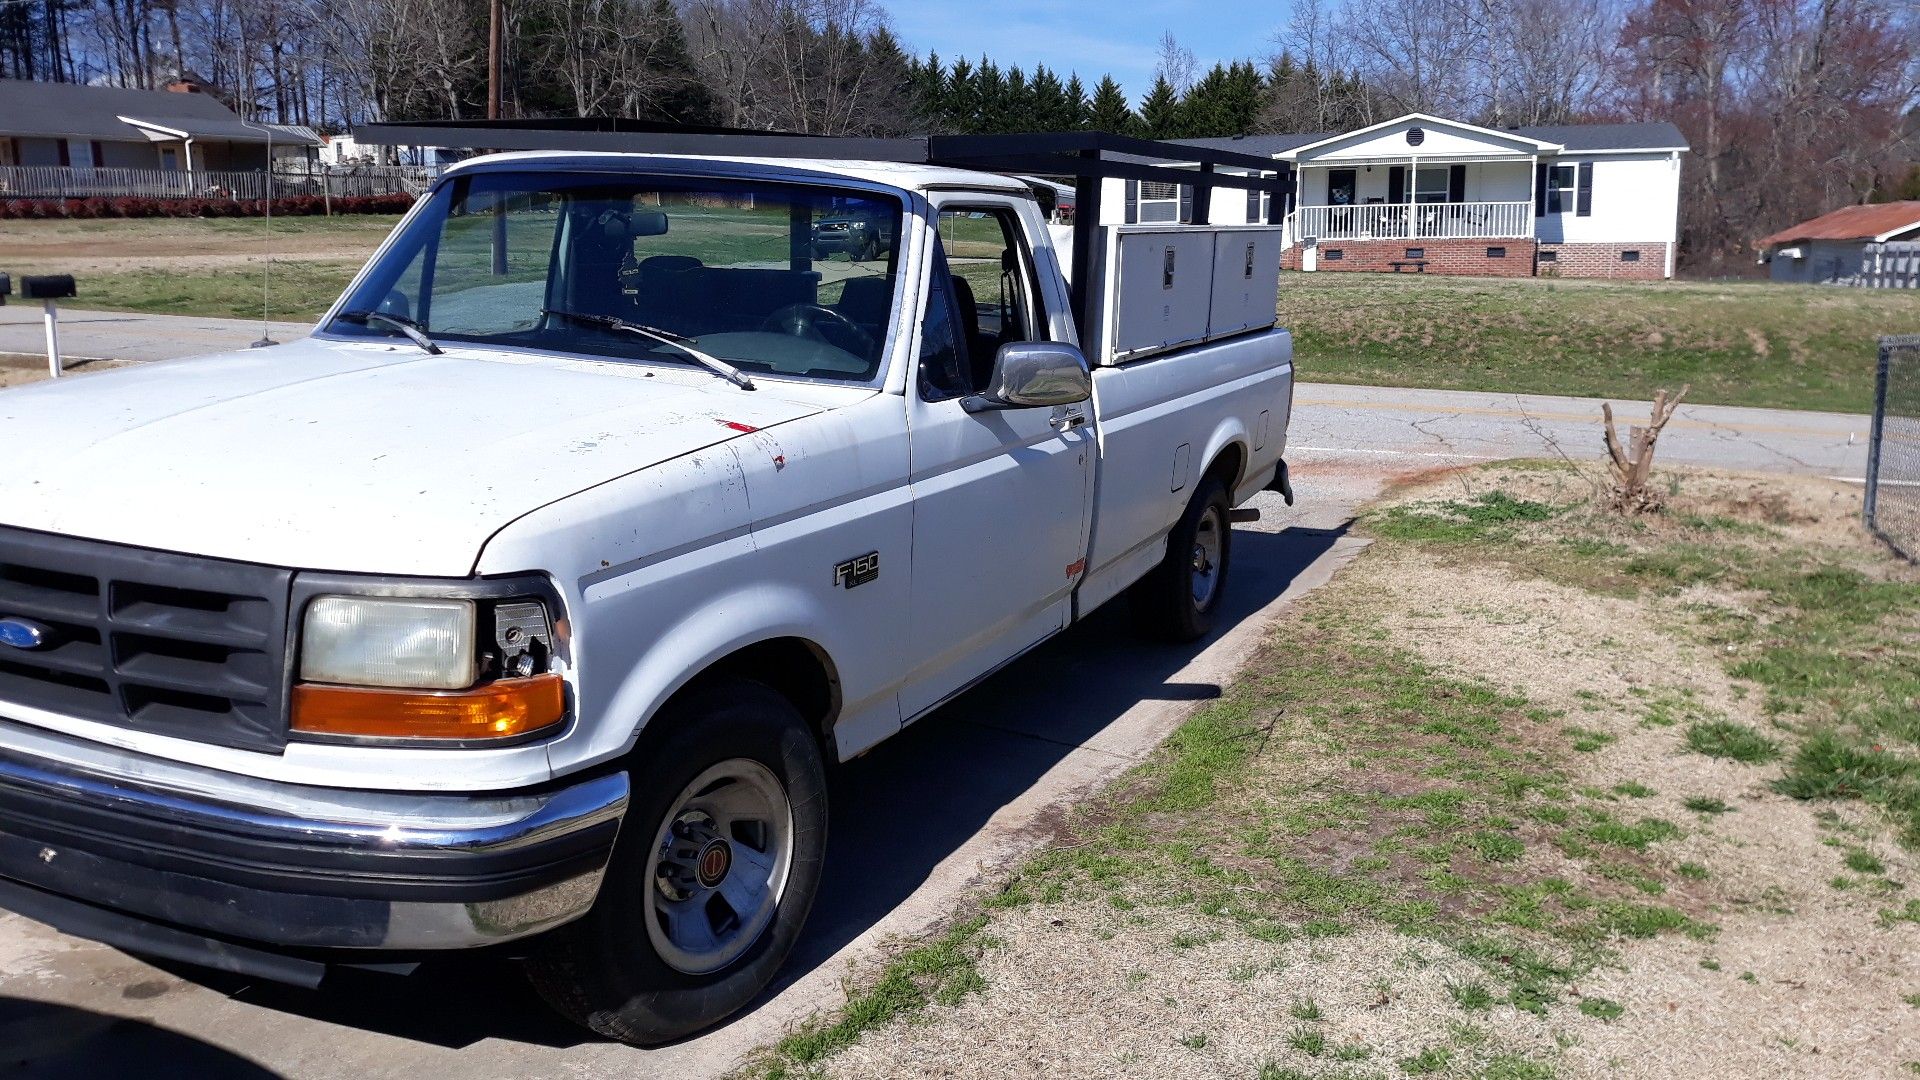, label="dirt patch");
[0,356,134,389]
[0,218,397,276]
